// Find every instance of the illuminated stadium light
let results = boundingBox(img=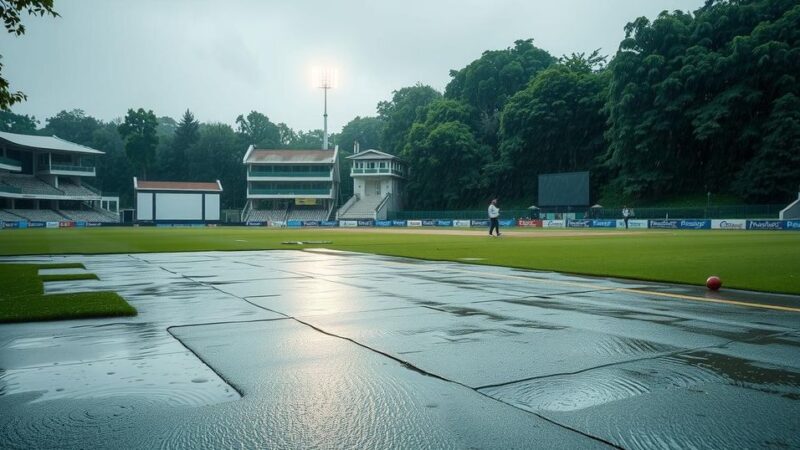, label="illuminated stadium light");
[312,67,338,150]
